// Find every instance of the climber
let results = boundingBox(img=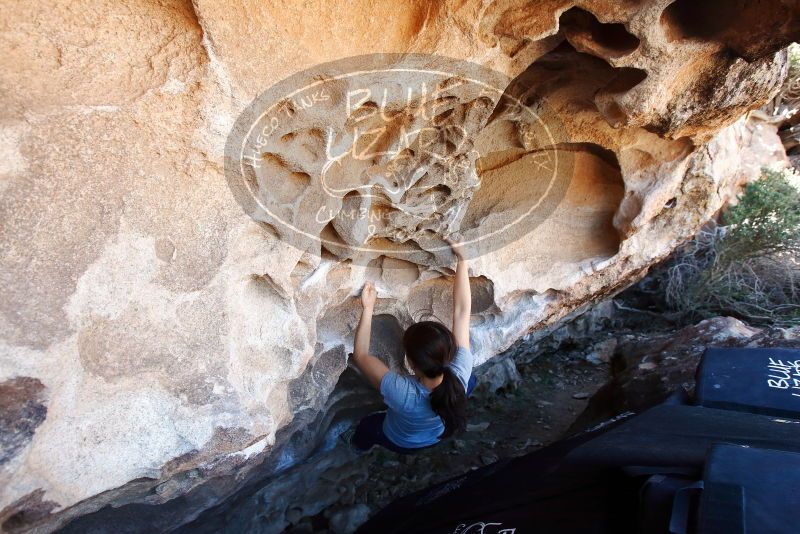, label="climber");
[345,236,476,454]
